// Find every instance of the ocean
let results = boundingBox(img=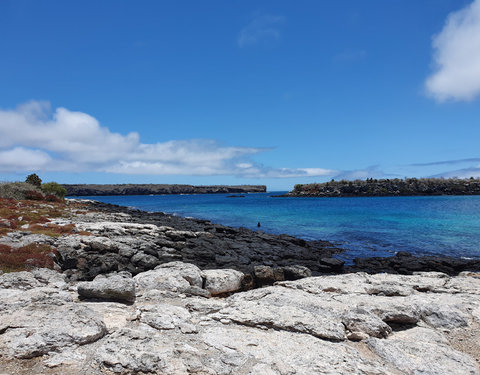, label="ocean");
[77,193,480,262]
